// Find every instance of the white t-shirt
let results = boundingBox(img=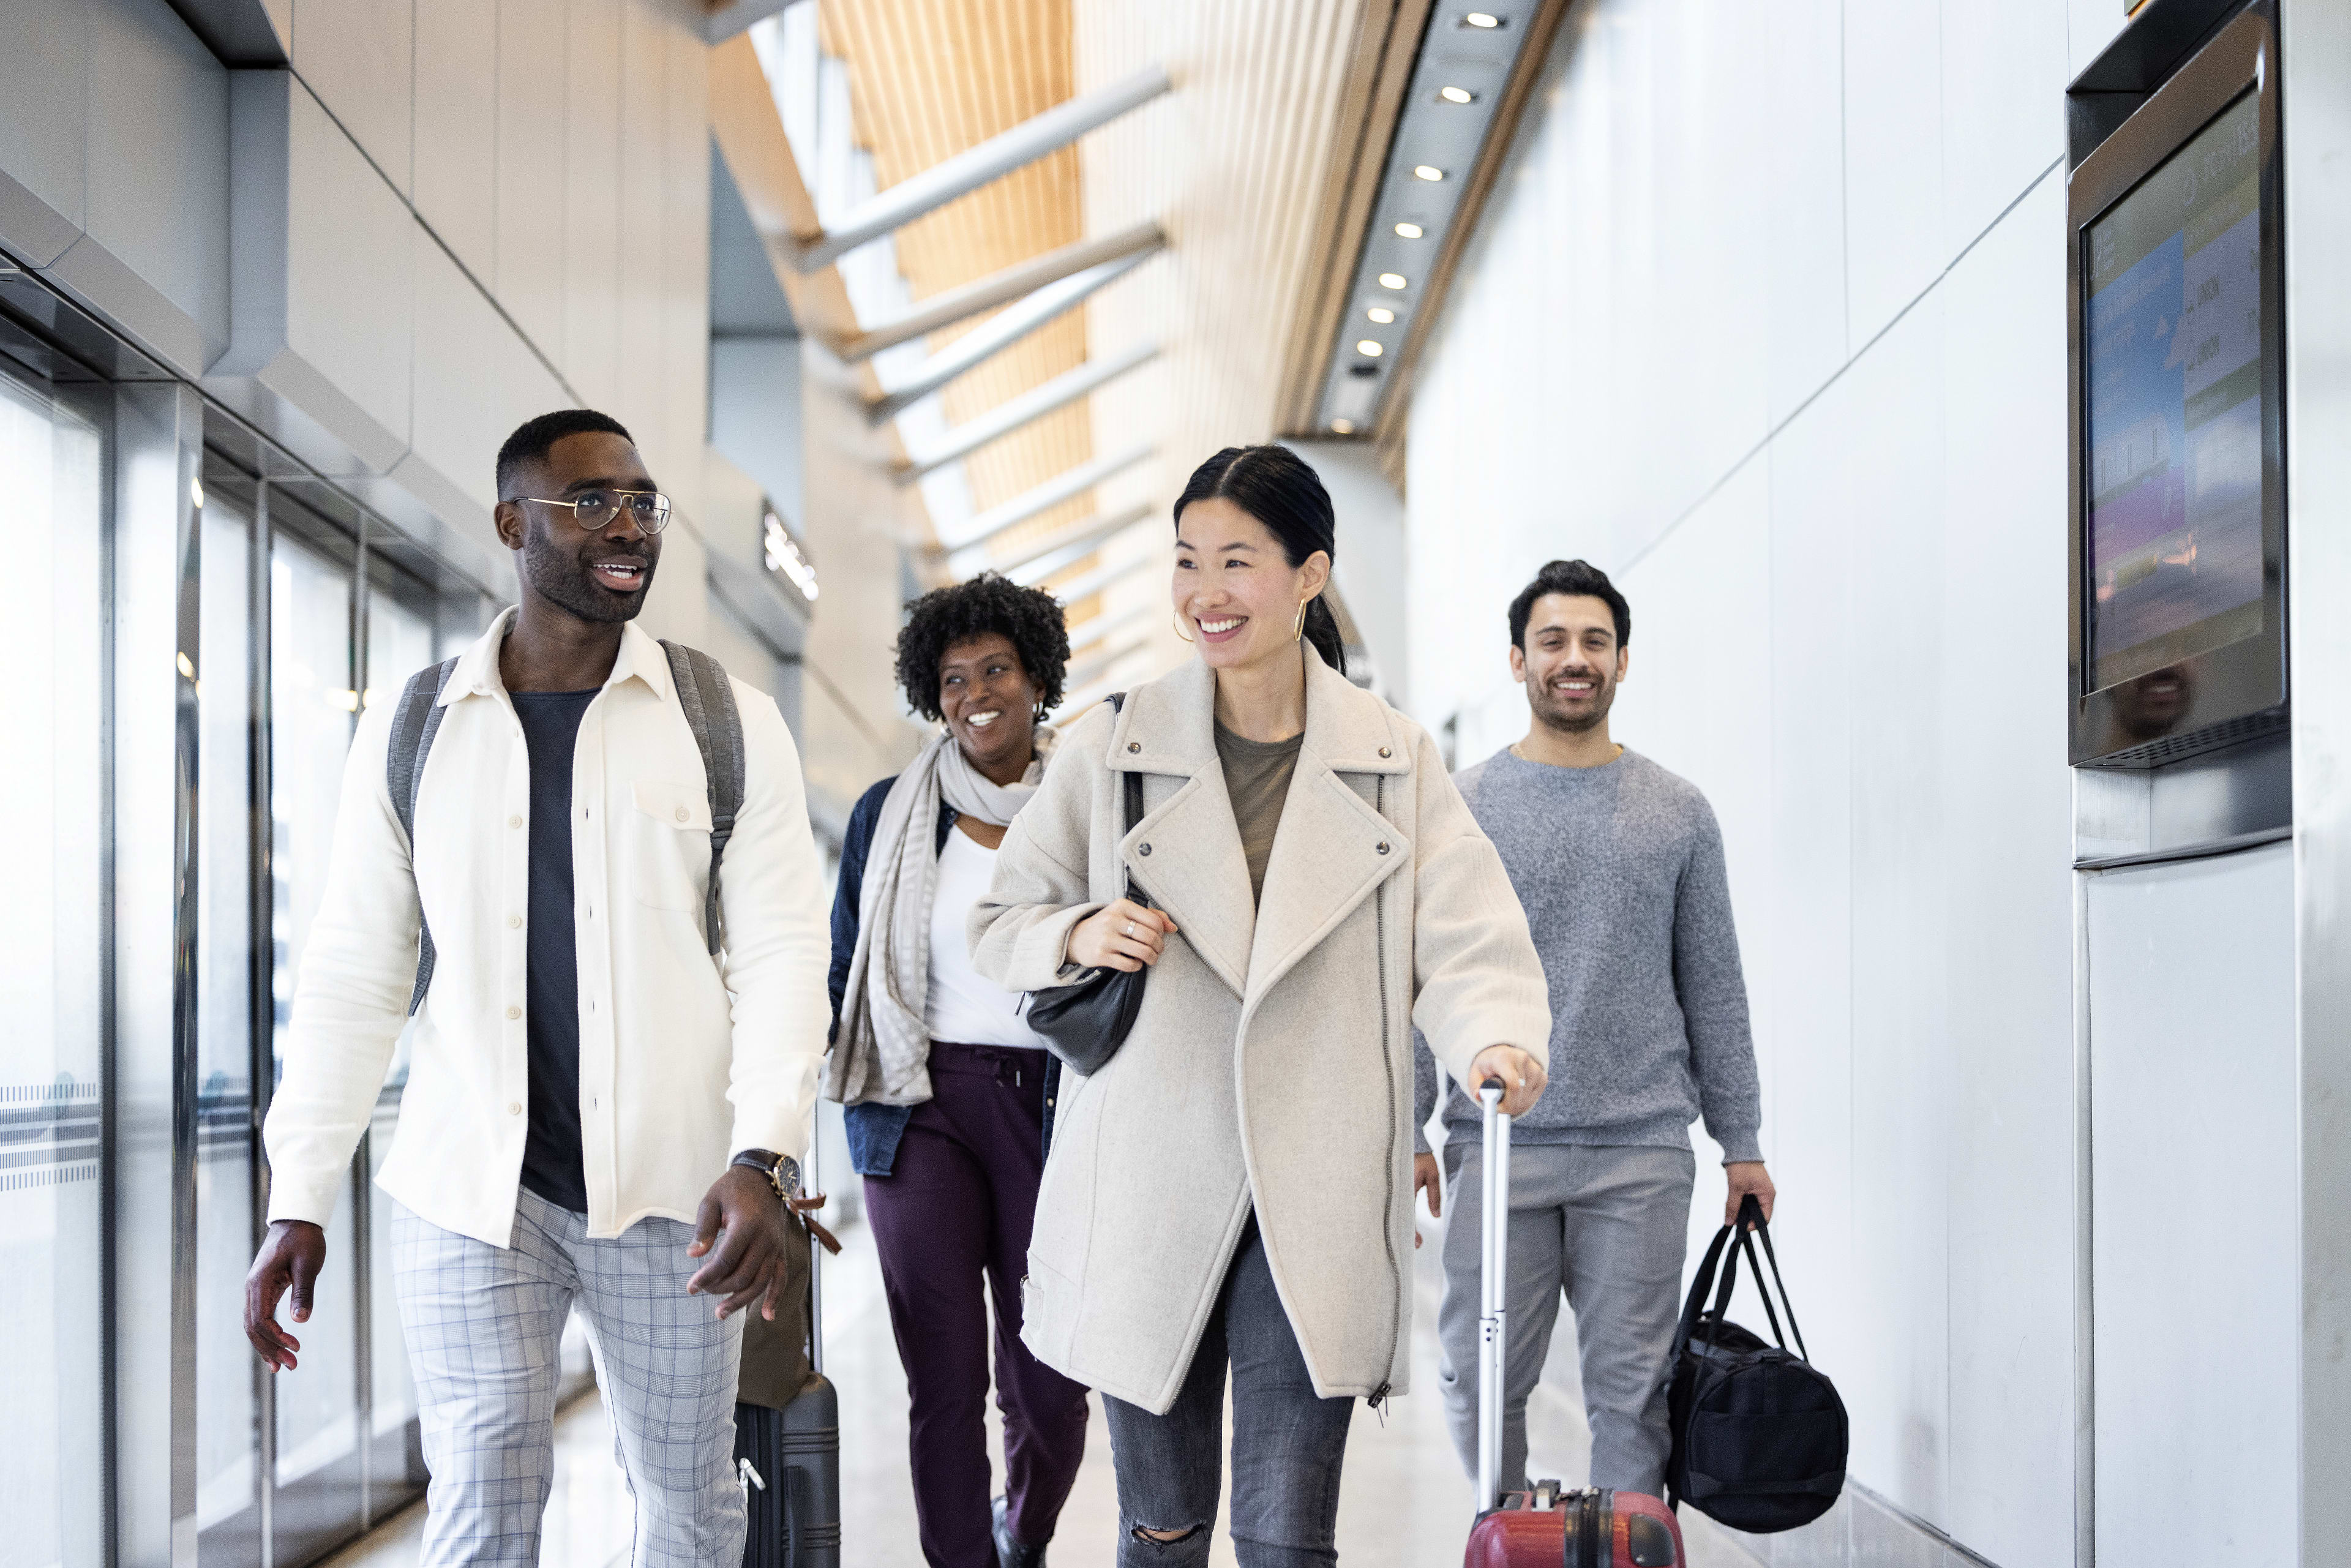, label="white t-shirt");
[924,824,1049,1049]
